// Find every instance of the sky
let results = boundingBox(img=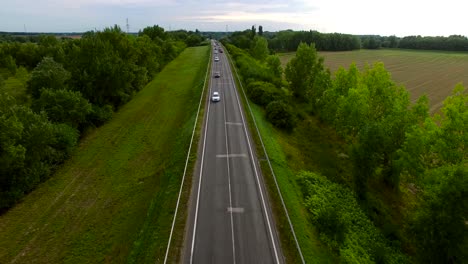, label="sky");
[1,0,467,37]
